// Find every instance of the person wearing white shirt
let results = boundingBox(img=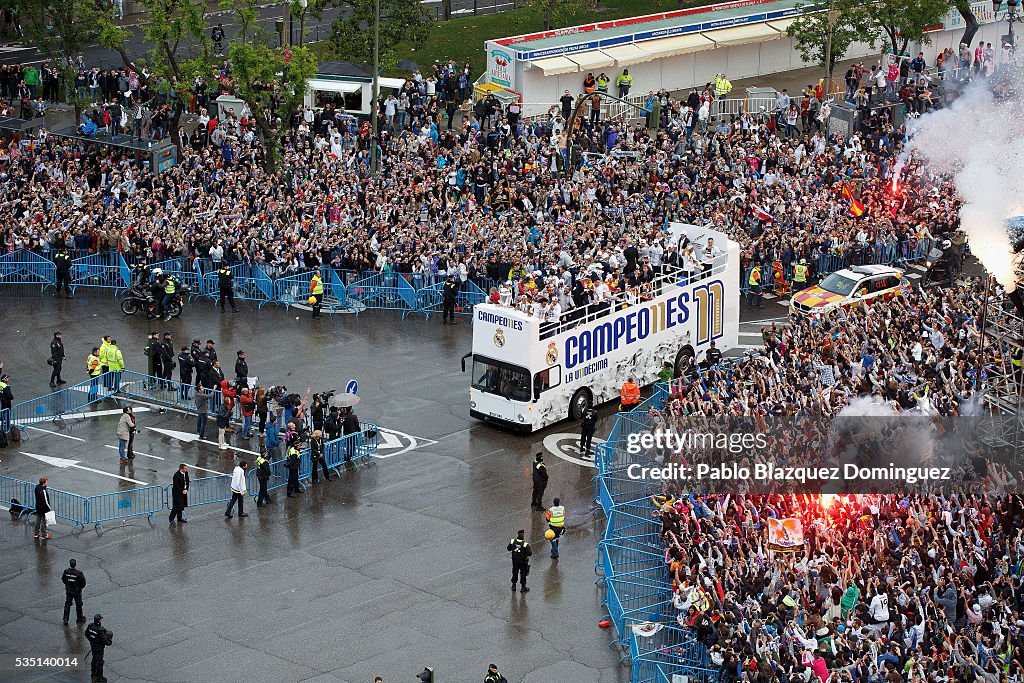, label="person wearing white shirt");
[868,589,890,624]
[532,300,547,321]
[700,238,721,277]
[225,462,249,519]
